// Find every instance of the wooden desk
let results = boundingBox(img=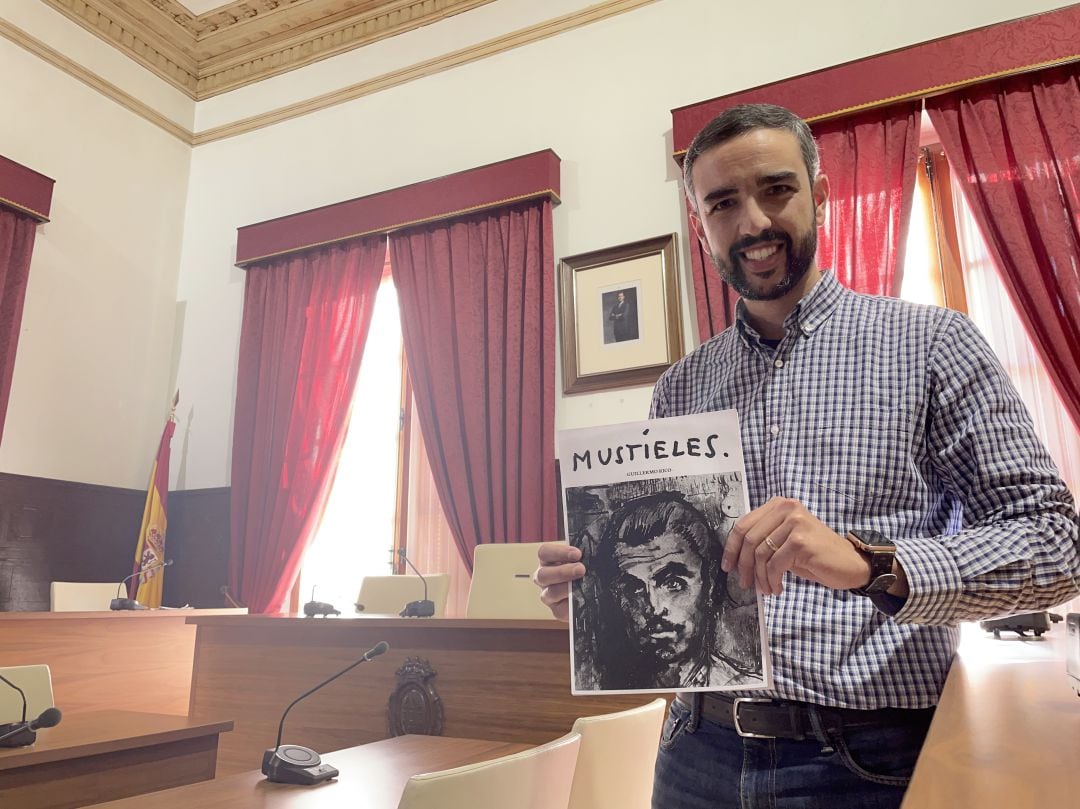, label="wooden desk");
[0,710,233,809]
[0,609,245,715]
[187,614,663,775]
[904,623,1080,808]
[89,735,530,808]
